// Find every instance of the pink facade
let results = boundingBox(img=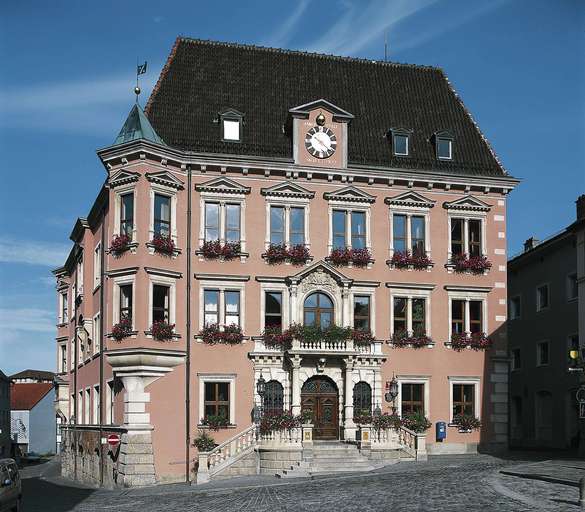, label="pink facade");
[54,38,518,486]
